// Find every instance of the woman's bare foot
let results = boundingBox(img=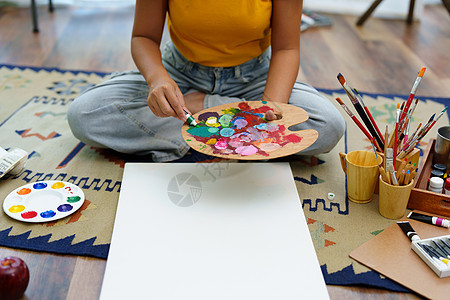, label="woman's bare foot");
[184,91,206,114]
